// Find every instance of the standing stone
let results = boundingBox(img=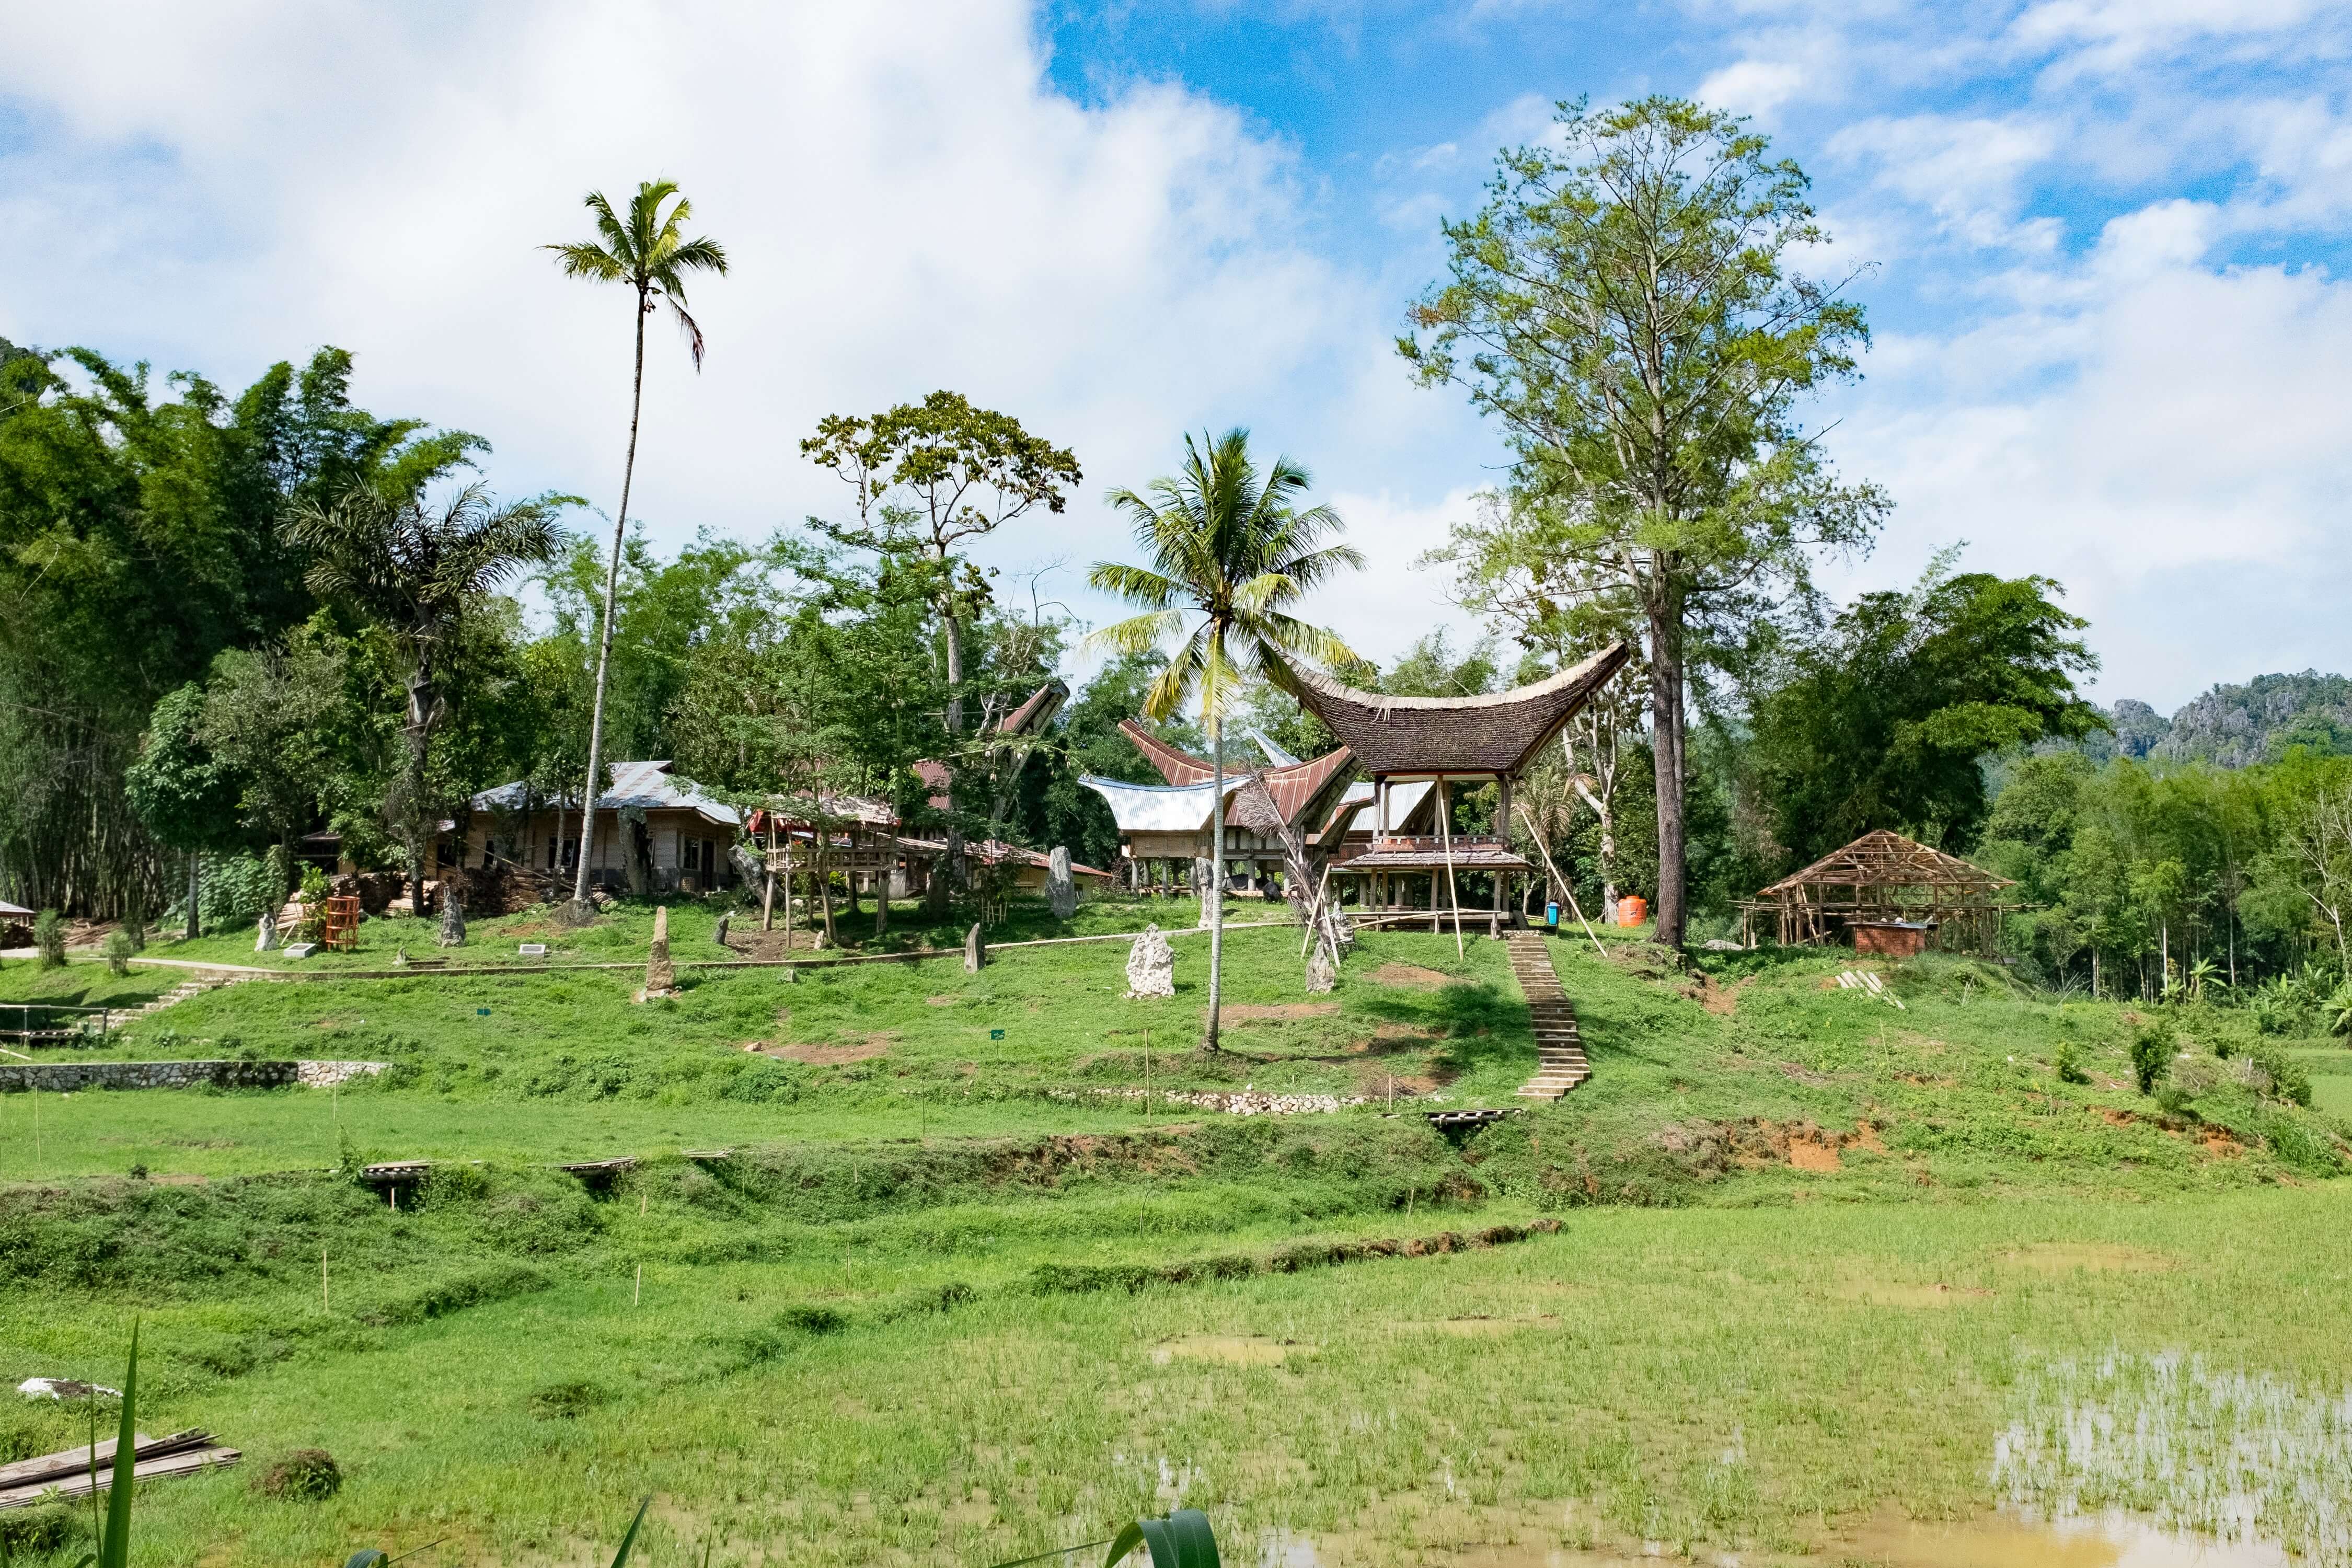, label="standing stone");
[1194,857,1218,929]
[1125,923,1175,998]
[436,885,466,948]
[255,910,279,952]
[964,922,986,973]
[714,911,732,949]
[1306,943,1336,994]
[639,905,676,998]
[1047,846,1077,920]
